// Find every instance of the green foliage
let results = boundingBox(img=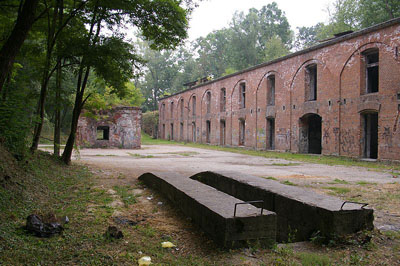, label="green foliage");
[264,35,289,61]
[142,111,159,137]
[298,252,331,266]
[222,67,237,76]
